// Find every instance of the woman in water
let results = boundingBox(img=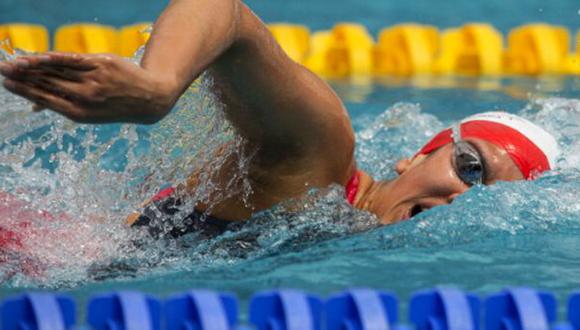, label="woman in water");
[0,0,559,235]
